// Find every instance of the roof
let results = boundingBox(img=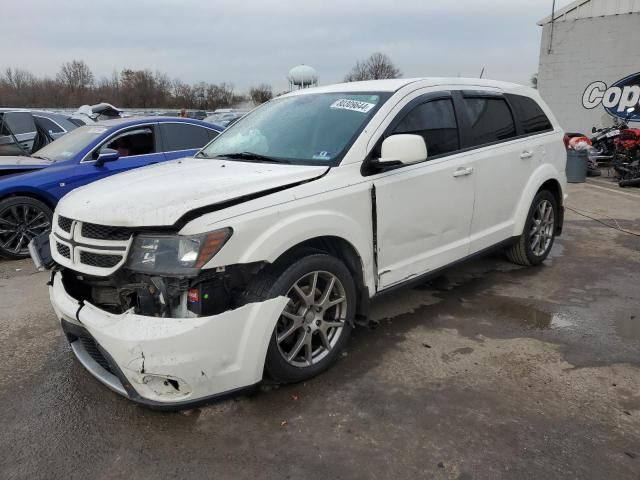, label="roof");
[93,116,224,130]
[286,77,525,96]
[538,0,640,25]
